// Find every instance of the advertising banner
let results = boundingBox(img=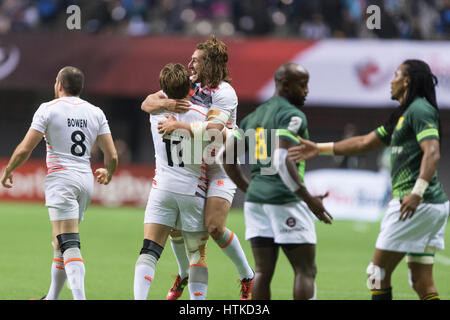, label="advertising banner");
[2,35,449,107]
[1,159,394,222]
[0,159,154,207]
[304,168,391,222]
[259,39,450,108]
